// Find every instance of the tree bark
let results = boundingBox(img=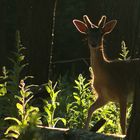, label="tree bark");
[126,75,140,139]
[16,0,55,84]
